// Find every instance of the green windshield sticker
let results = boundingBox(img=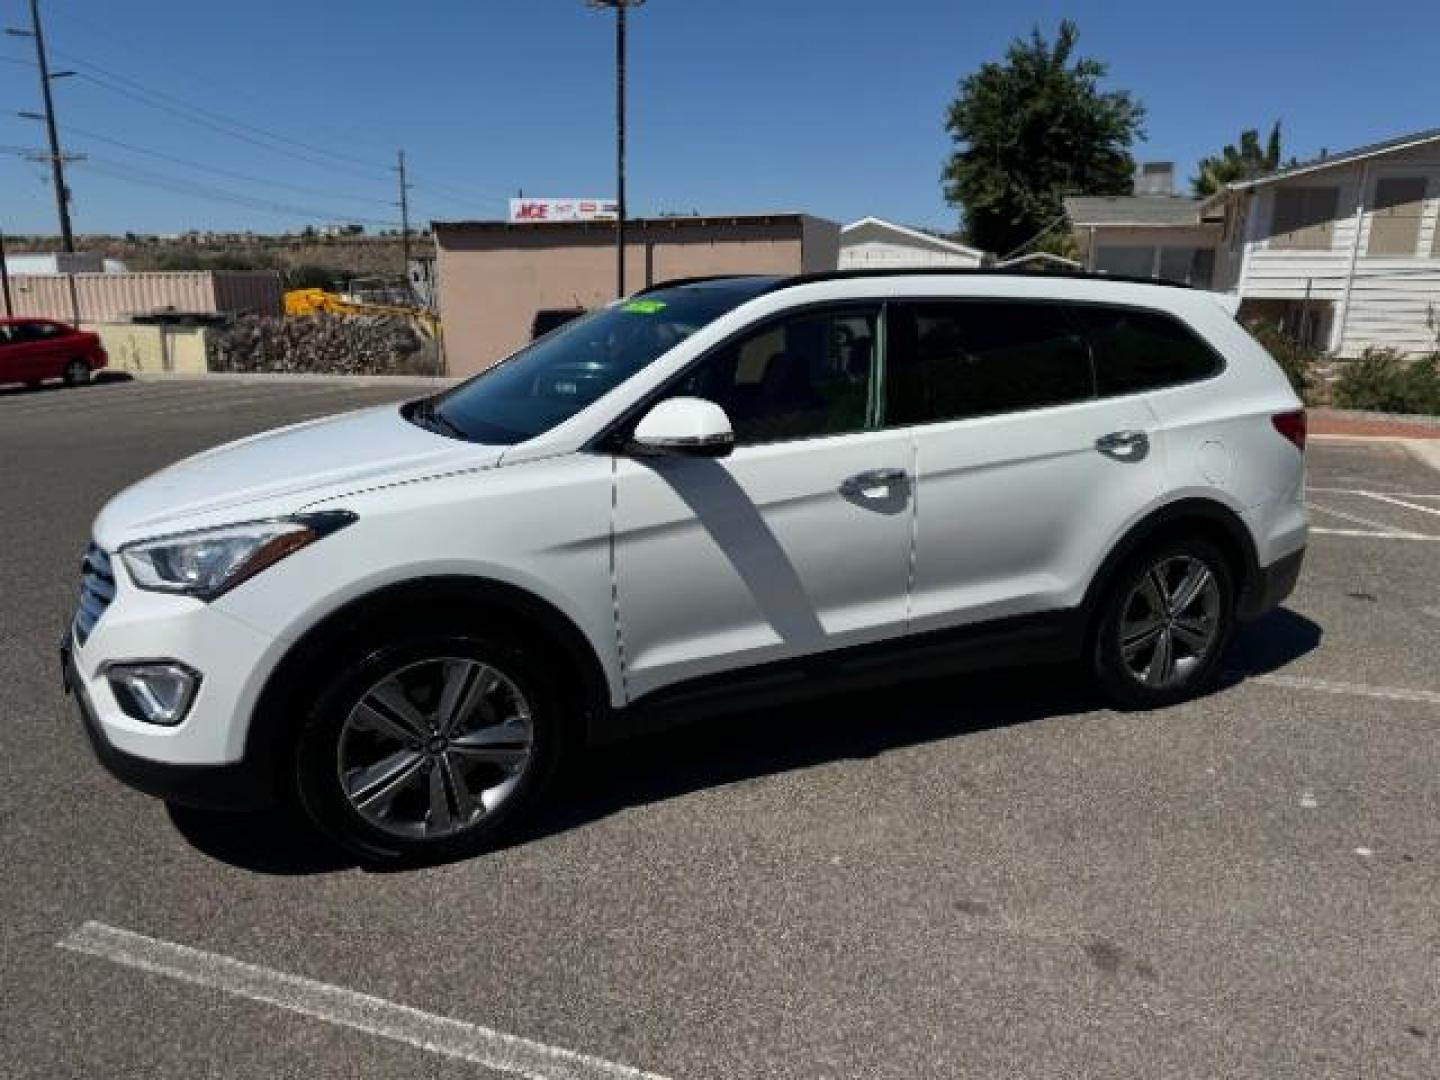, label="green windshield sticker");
[621,299,667,315]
